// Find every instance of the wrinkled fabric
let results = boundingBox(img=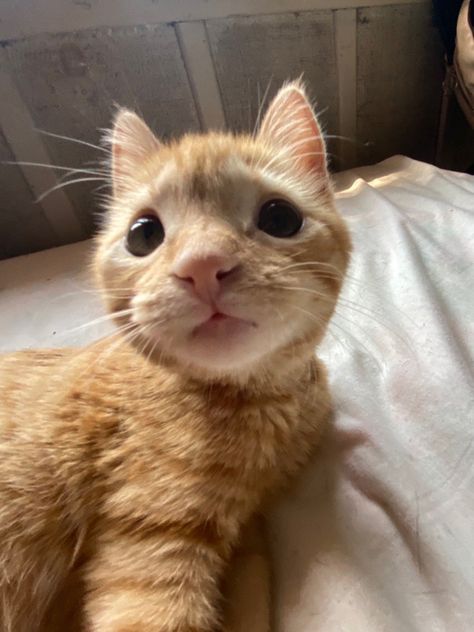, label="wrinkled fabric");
[0,156,473,632]
[271,156,474,632]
